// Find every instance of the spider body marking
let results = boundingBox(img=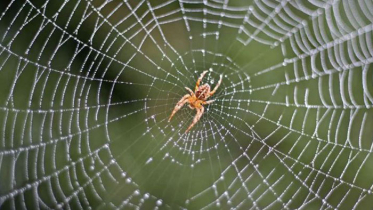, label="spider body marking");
[168,70,223,133]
